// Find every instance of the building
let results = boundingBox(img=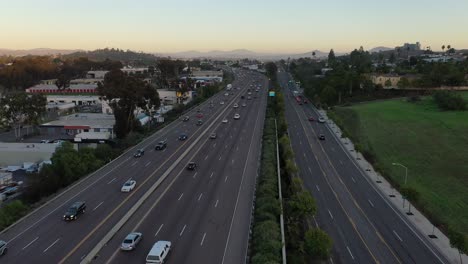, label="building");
[86,70,108,79]
[370,74,419,89]
[190,70,223,82]
[121,67,149,75]
[39,113,115,141]
[26,84,97,94]
[46,95,101,106]
[396,42,421,51]
[70,78,102,85]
